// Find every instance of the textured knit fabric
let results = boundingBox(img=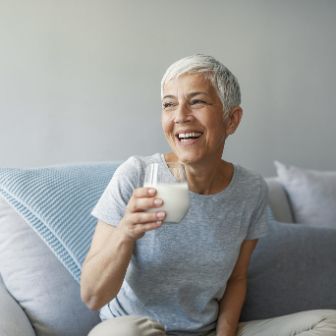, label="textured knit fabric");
[0,162,119,282]
[91,154,269,336]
